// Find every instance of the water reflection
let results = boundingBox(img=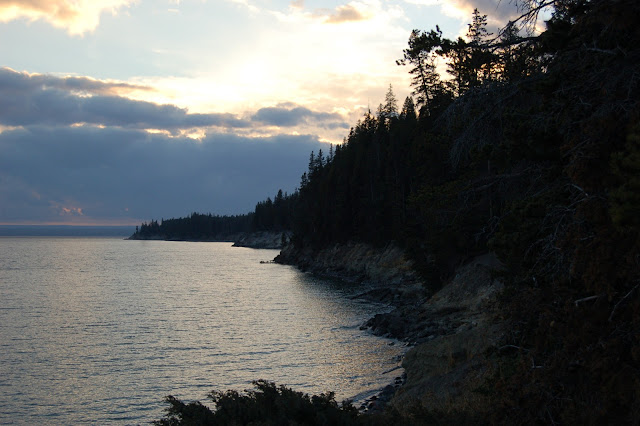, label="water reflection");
[0,238,403,424]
